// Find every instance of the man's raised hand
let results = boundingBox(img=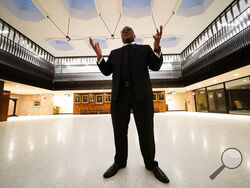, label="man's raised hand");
[89,37,102,60]
[153,25,163,41]
[153,25,163,51]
